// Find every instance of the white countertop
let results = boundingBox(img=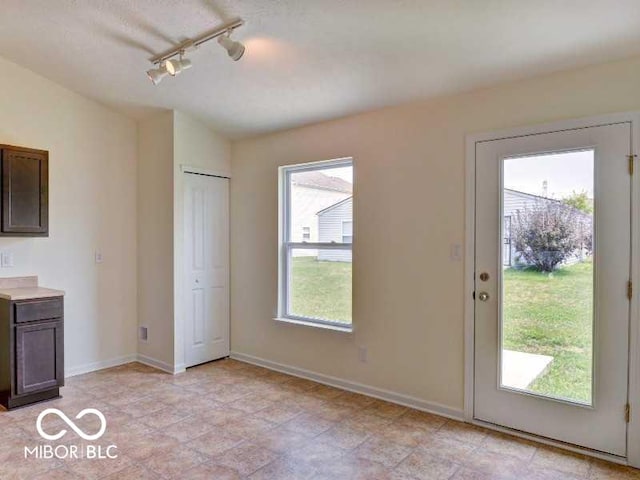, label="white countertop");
[0,276,64,300]
[0,287,65,300]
